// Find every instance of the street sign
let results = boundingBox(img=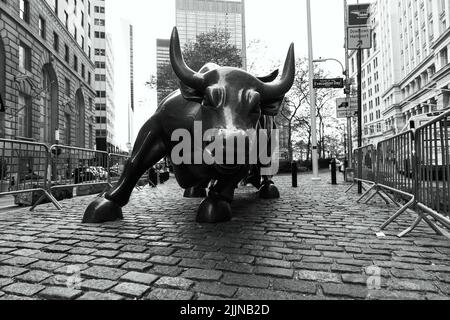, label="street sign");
[336,97,358,119]
[348,4,371,27]
[347,27,372,50]
[313,78,344,89]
